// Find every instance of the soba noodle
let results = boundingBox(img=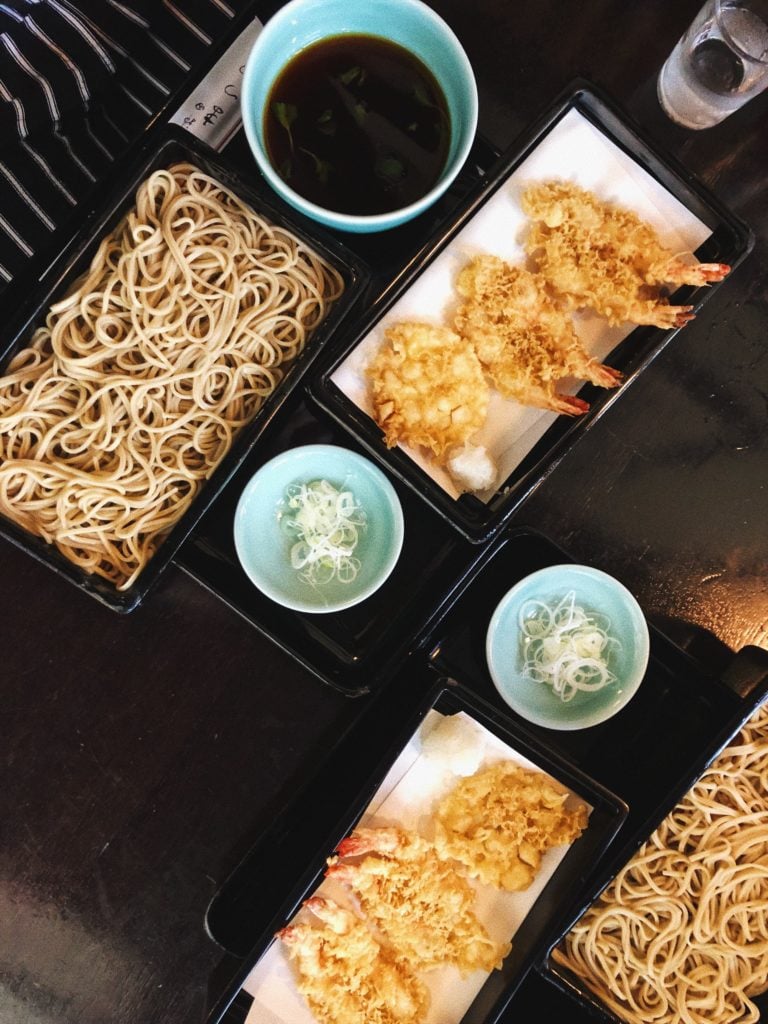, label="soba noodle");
[553,699,768,1024]
[0,163,344,590]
